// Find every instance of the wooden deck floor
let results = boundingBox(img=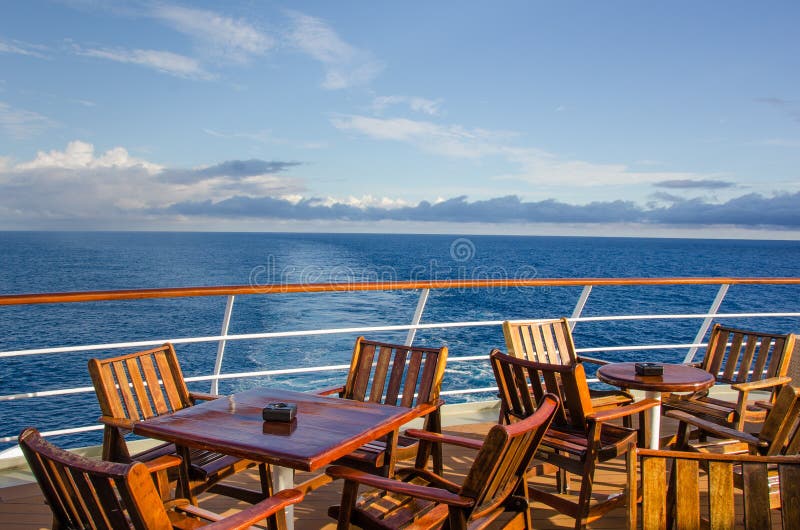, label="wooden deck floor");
[0,418,781,529]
